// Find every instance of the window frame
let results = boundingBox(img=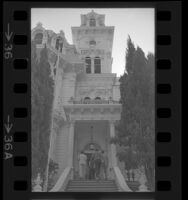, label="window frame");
[89,40,96,46]
[34,32,43,44]
[94,57,101,73]
[85,57,92,74]
[89,18,96,27]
